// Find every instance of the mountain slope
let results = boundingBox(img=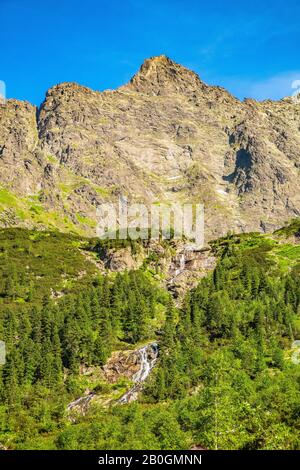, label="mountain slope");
[0,55,299,238]
[0,224,299,450]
